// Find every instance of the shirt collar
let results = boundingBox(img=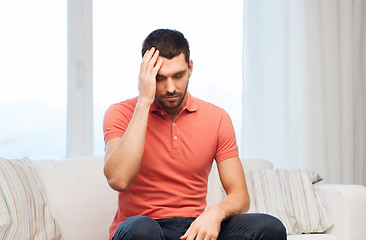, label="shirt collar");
[150,92,198,114]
